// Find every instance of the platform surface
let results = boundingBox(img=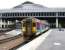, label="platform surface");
[0,29,22,40]
[17,29,52,50]
[36,29,65,50]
